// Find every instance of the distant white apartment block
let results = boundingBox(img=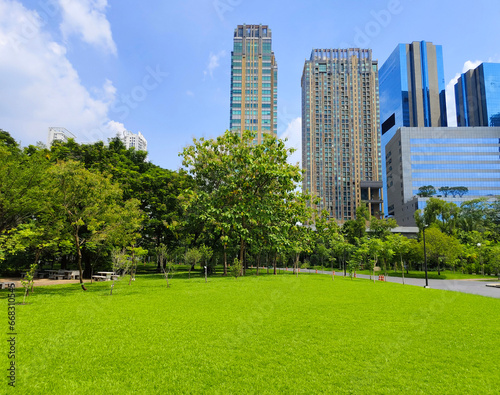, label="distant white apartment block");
[48,127,76,146]
[122,131,147,151]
